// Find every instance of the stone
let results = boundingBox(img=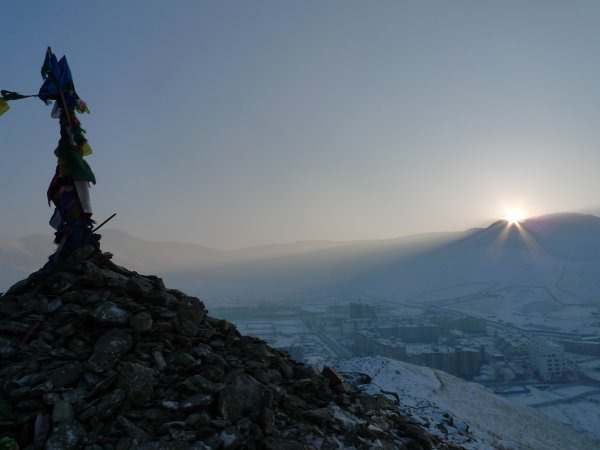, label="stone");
[153,350,167,370]
[52,399,74,423]
[89,302,131,325]
[147,290,177,307]
[49,361,83,388]
[99,268,129,287]
[117,415,151,443]
[220,428,243,449]
[217,373,273,423]
[80,388,126,421]
[176,297,206,337]
[260,408,276,435]
[302,408,333,424]
[119,362,157,406]
[180,393,214,413]
[130,312,153,332]
[88,329,133,372]
[86,372,118,400]
[45,420,86,450]
[403,424,433,450]
[263,437,305,450]
[69,245,97,262]
[126,276,154,296]
[55,322,77,337]
[322,366,346,386]
[185,412,211,427]
[183,375,224,394]
[0,321,31,334]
